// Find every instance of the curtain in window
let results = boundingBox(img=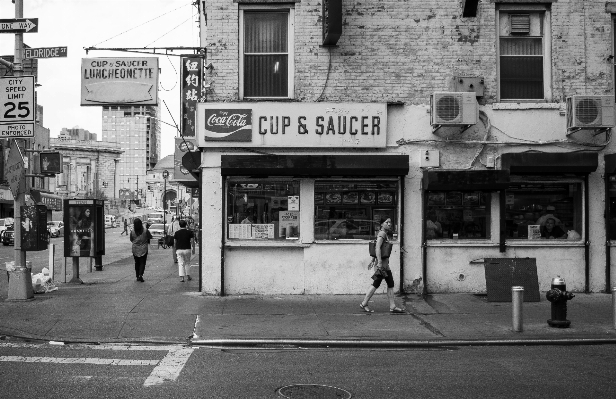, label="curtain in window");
[244,12,288,98]
[500,38,543,99]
